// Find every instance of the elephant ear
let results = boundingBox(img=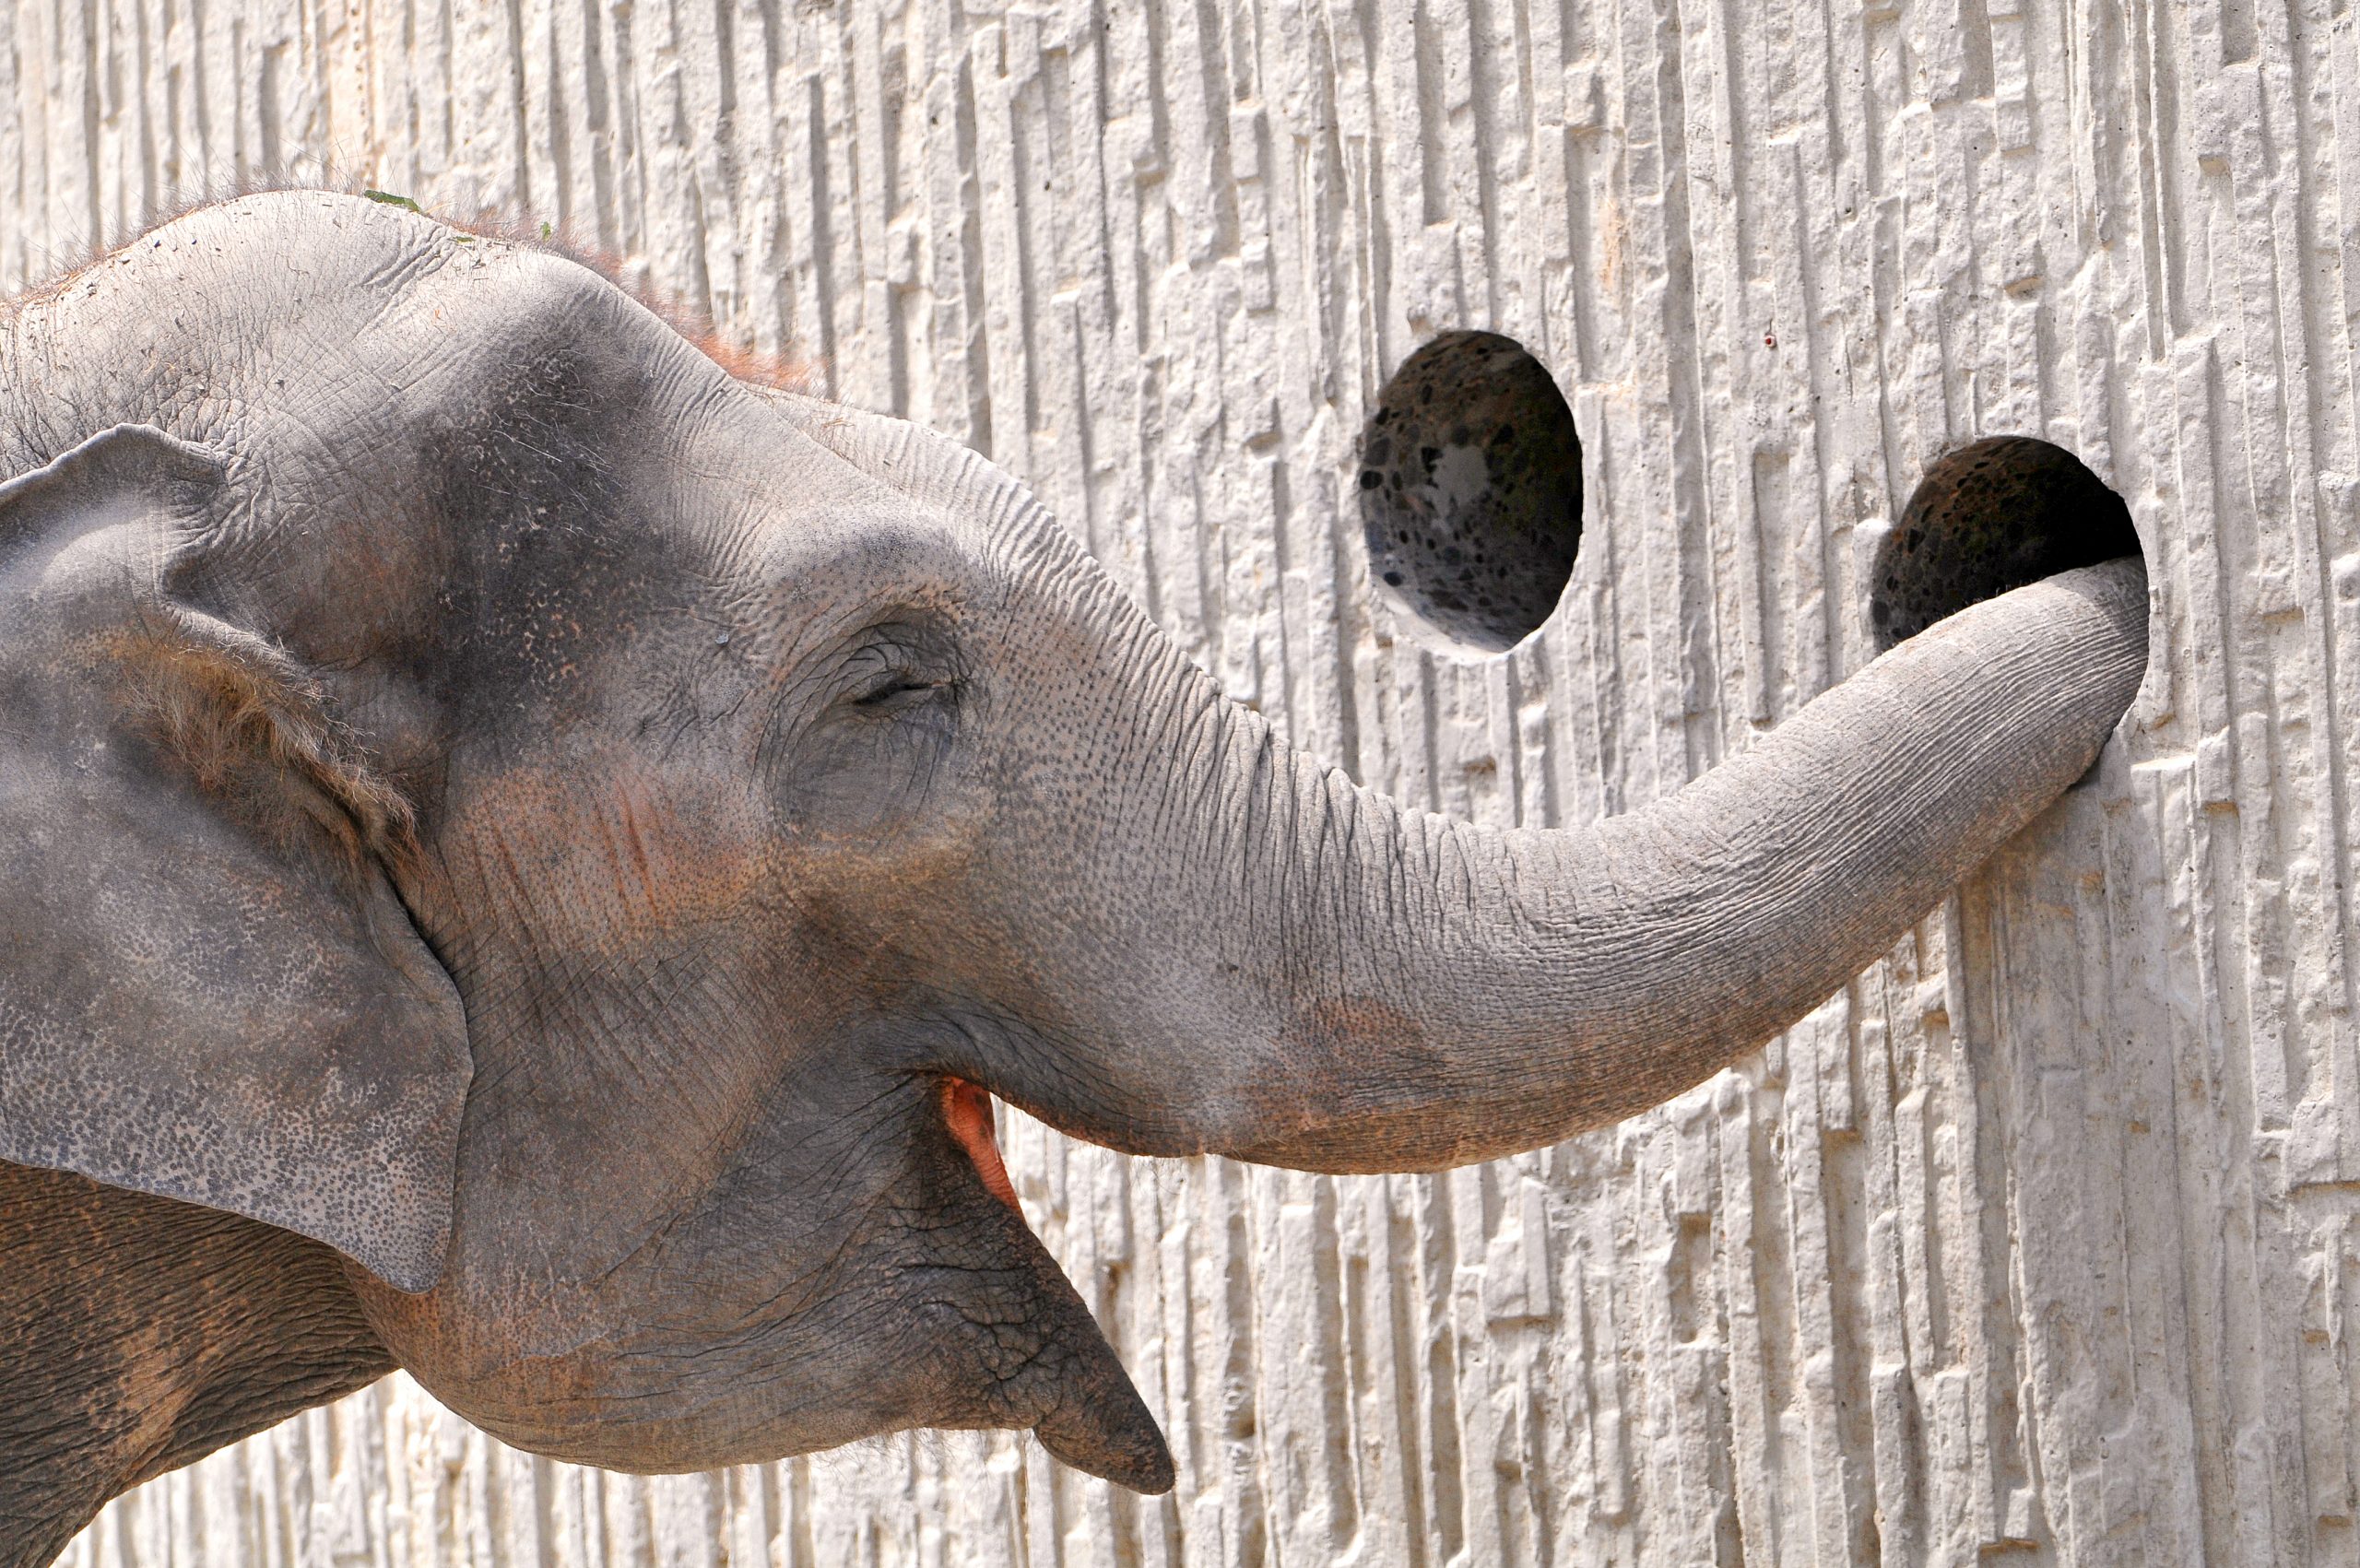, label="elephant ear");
[0,425,472,1291]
